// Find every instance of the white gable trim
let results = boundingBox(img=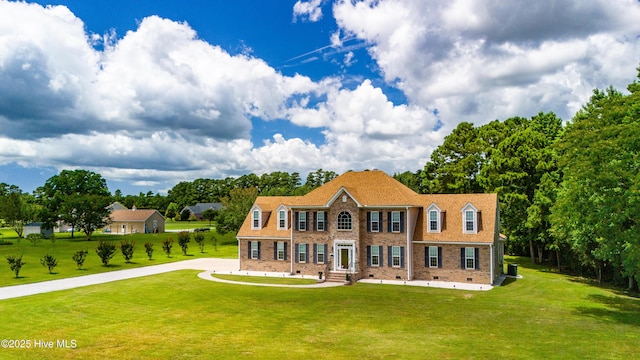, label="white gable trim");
[325,187,362,208]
